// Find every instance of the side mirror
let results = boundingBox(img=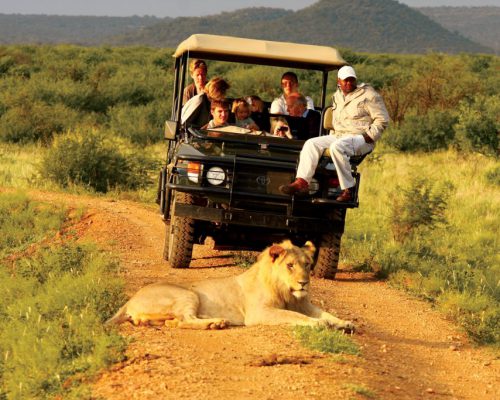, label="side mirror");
[164,120,178,140]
